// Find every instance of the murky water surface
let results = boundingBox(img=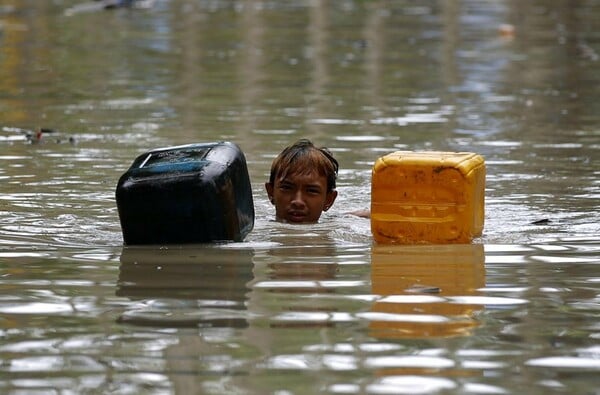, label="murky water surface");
[1,1,599,394]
